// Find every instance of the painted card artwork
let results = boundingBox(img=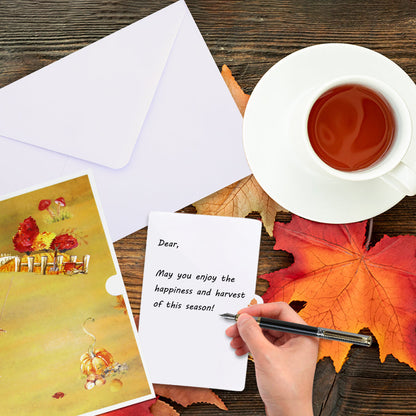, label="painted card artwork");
[0,174,154,415]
